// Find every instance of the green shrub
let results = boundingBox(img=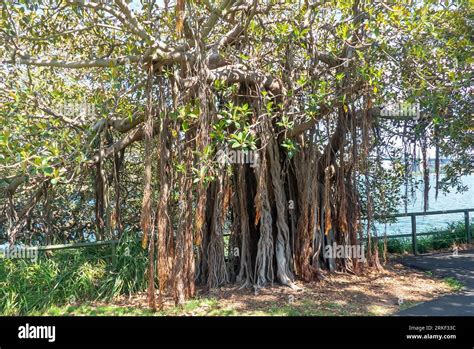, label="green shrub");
[0,248,107,315]
[380,221,472,255]
[97,230,148,299]
[0,229,147,315]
